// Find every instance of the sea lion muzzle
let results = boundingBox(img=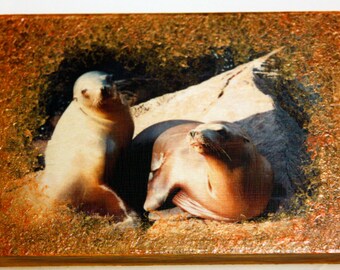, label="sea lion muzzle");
[101,86,113,99]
